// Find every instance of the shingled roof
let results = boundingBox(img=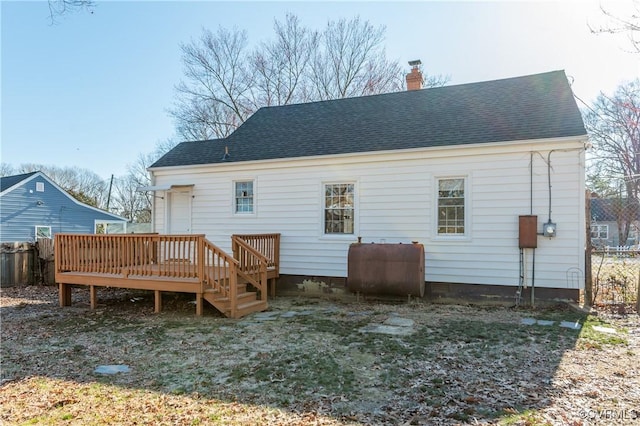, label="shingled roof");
[0,171,38,193]
[151,70,586,169]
